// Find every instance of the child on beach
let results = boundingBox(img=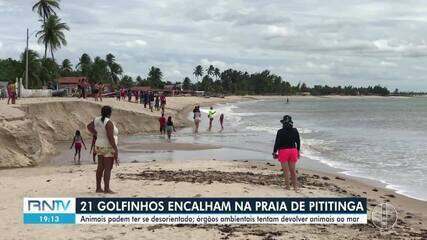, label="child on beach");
[165,116,176,141]
[159,113,166,135]
[70,130,87,165]
[219,113,224,132]
[208,106,216,131]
